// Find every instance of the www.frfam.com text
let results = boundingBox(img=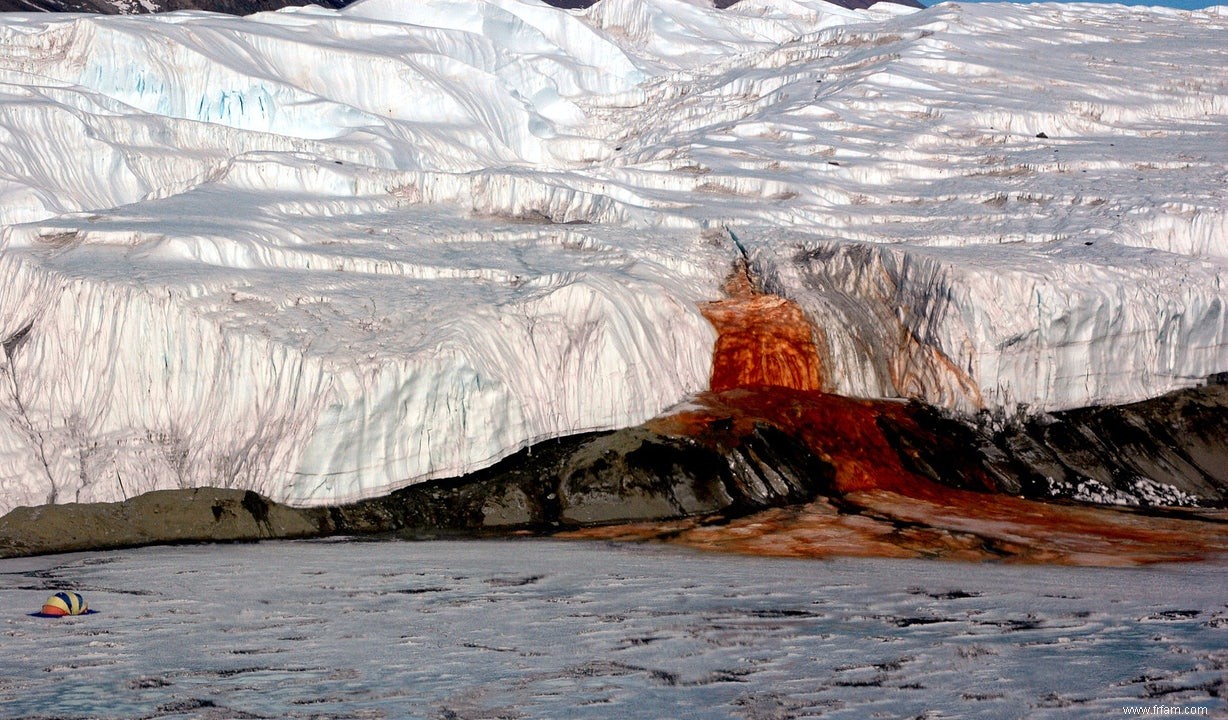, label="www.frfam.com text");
[1122,706,1211,716]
